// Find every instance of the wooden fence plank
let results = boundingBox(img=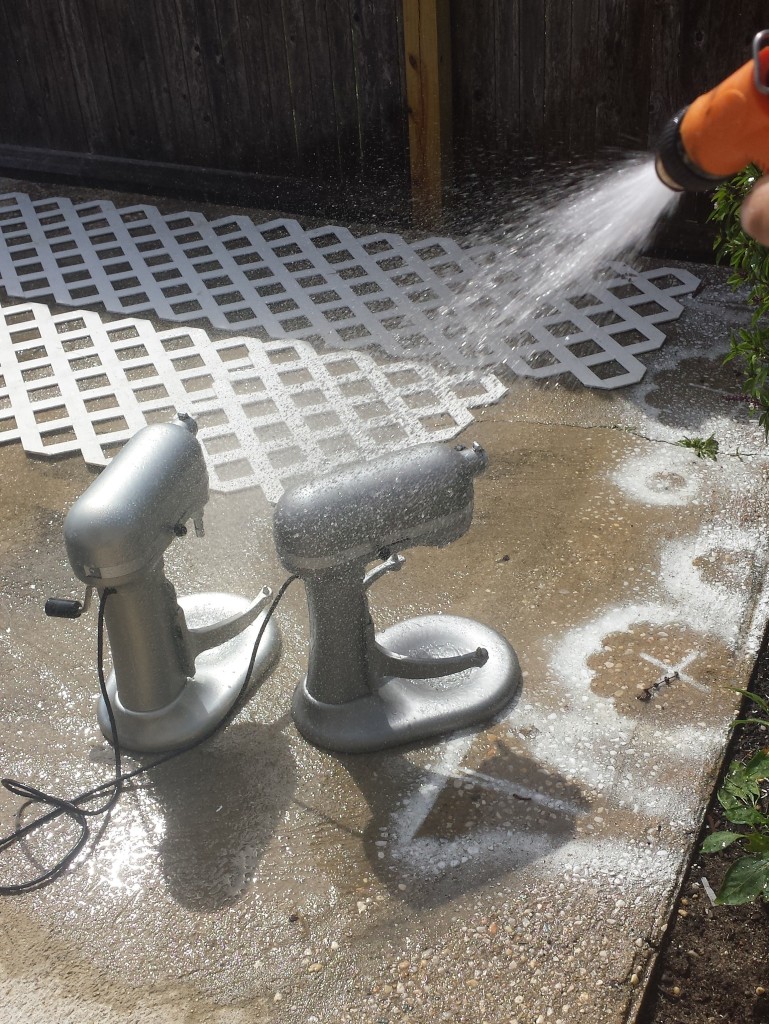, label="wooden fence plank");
[56,0,115,155]
[72,0,141,158]
[139,0,201,165]
[620,0,653,149]
[494,0,521,157]
[70,0,132,155]
[593,0,625,149]
[169,0,221,167]
[352,0,408,179]
[190,0,251,170]
[323,0,364,179]
[543,0,572,156]
[217,0,260,170]
[121,0,174,160]
[17,0,86,152]
[403,0,452,222]
[376,0,409,171]
[519,0,546,154]
[648,0,683,142]
[33,0,91,152]
[568,0,597,154]
[254,0,300,174]
[136,0,192,165]
[281,0,329,176]
[0,2,44,147]
[450,0,495,172]
[234,0,285,177]
[90,0,163,160]
[150,0,200,165]
[590,0,654,151]
[290,0,342,178]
